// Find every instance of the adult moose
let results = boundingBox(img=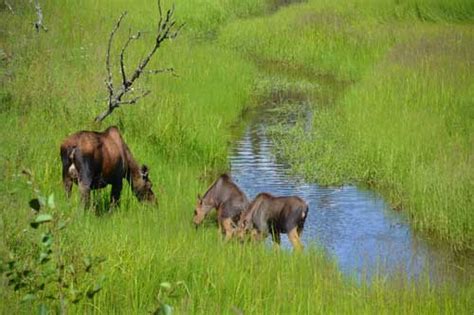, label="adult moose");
[193,174,249,240]
[237,193,309,250]
[60,126,156,208]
